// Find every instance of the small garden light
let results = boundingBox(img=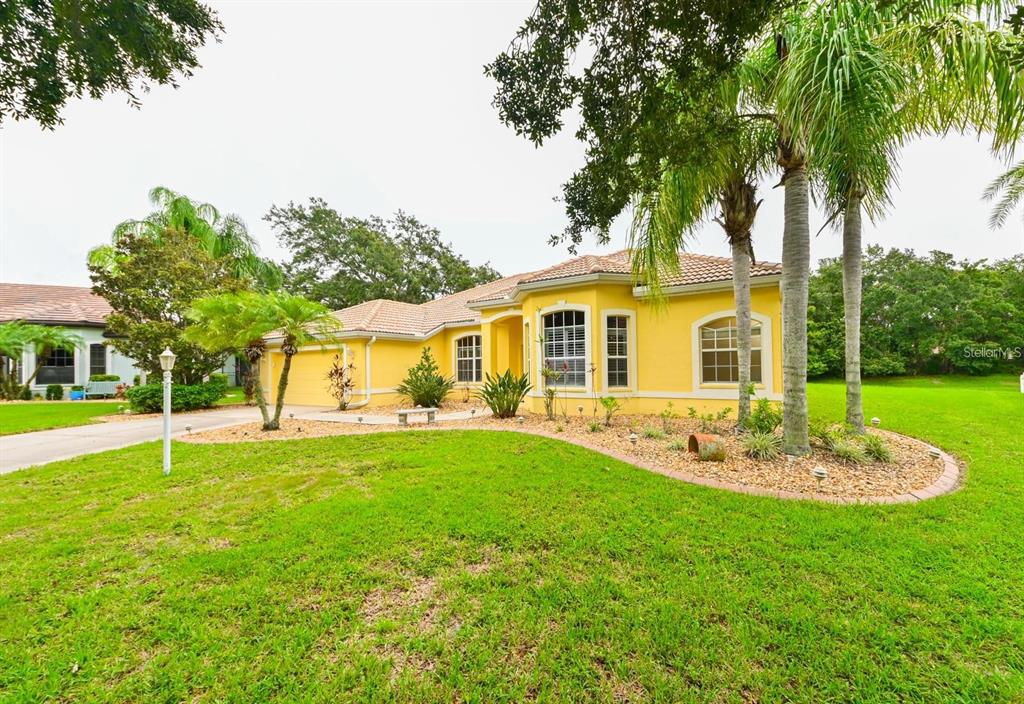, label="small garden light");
[289,412,294,419]
[629,431,638,446]
[471,408,476,416]
[871,417,880,427]
[812,466,828,483]
[357,416,363,424]
[185,424,192,435]
[516,416,525,425]
[928,447,941,459]
[577,405,583,416]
